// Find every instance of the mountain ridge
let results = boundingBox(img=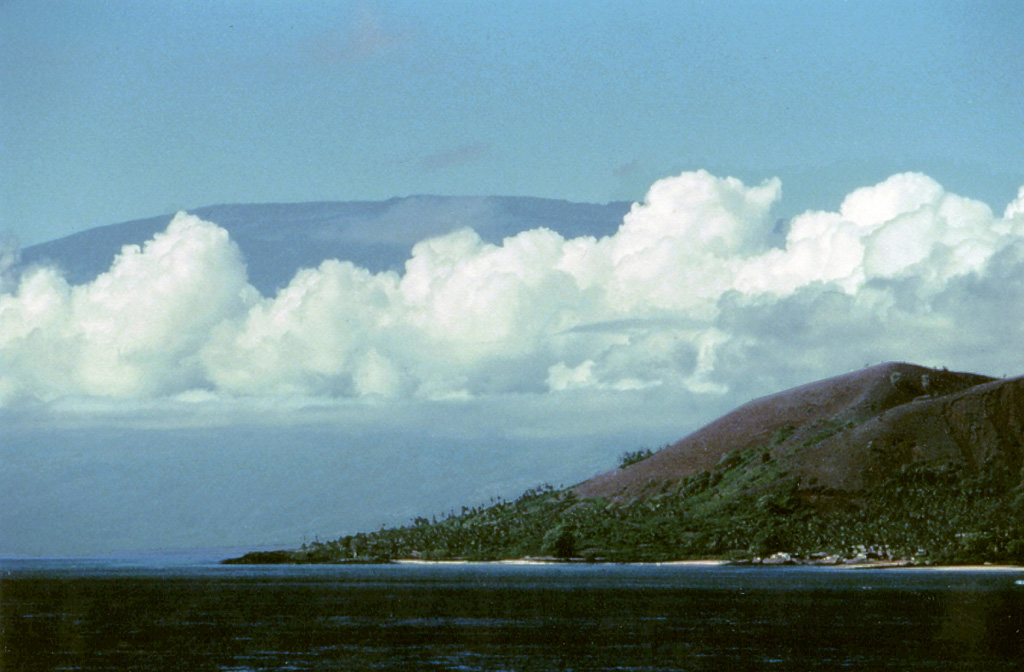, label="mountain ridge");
[574,362,1004,500]
[18,197,632,295]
